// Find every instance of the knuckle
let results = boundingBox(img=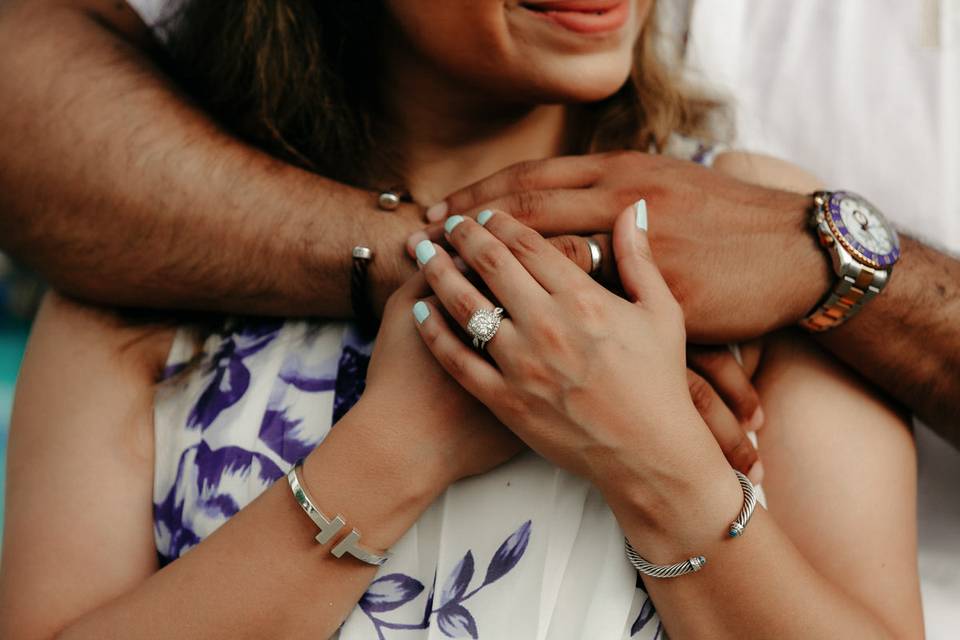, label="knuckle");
[690,348,727,371]
[473,242,512,276]
[462,183,485,208]
[512,352,554,391]
[553,235,589,270]
[727,437,758,473]
[499,390,528,419]
[512,160,541,191]
[453,289,480,321]
[509,227,546,260]
[442,349,471,381]
[531,319,566,352]
[571,291,603,319]
[419,319,442,347]
[513,190,543,221]
[687,373,715,414]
